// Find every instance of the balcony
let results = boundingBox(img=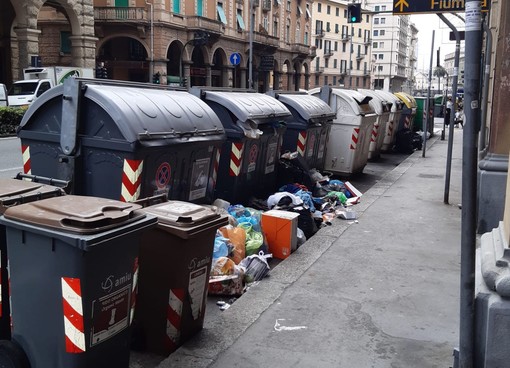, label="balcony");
[356,53,365,60]
[341,34,350,42]
[316,66,324,73]
[94,7,147,22]
[247,31,280,51]
[291,43,310,55]
[339,69,347,76]
[262,0,271,11]
[324,49,333,58]
[310,46,317,58]
[364,38,371,45]
[315,29,325,38]
[363,69,371,76]
[186,16,223,36]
